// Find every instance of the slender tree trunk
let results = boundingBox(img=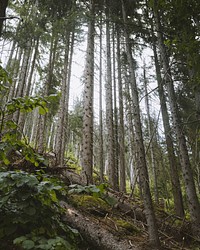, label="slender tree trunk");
[99,12,104,182]
[152,36,185,217]
[61,28,75,160]
[116,25,126,192]
[13,39,32,125]
[112,25,119,191]
[7,46,21,101]
[105,0,118,190]
[112,25,119,189]
[25,37,39,96]
[143,65,159,203]
[17,38,40,134]
[121,0,160,247]
[153,1,200,235]
[37,27,58,154]
[81,0,95,184]
[55,31,70,166]
[6,40,16,70]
